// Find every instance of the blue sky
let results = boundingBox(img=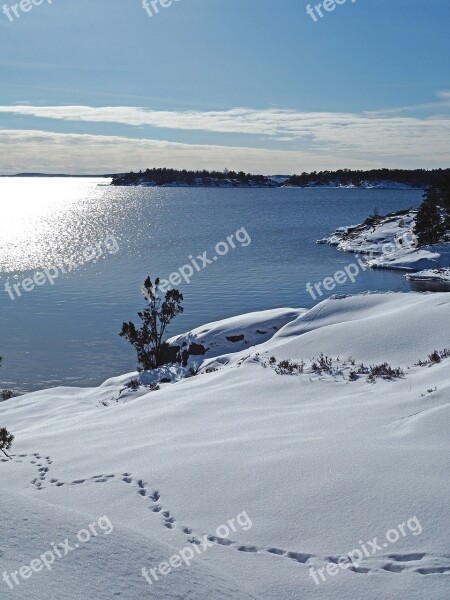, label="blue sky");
[0,0,449,174]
